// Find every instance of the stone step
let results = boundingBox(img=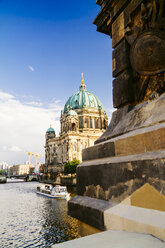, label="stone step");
[53,230,165,248]
[104,203,165,241]
[82,123,165,161]
[68,195,165,243]
[68,195,116,230]
[77,150,165,202]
